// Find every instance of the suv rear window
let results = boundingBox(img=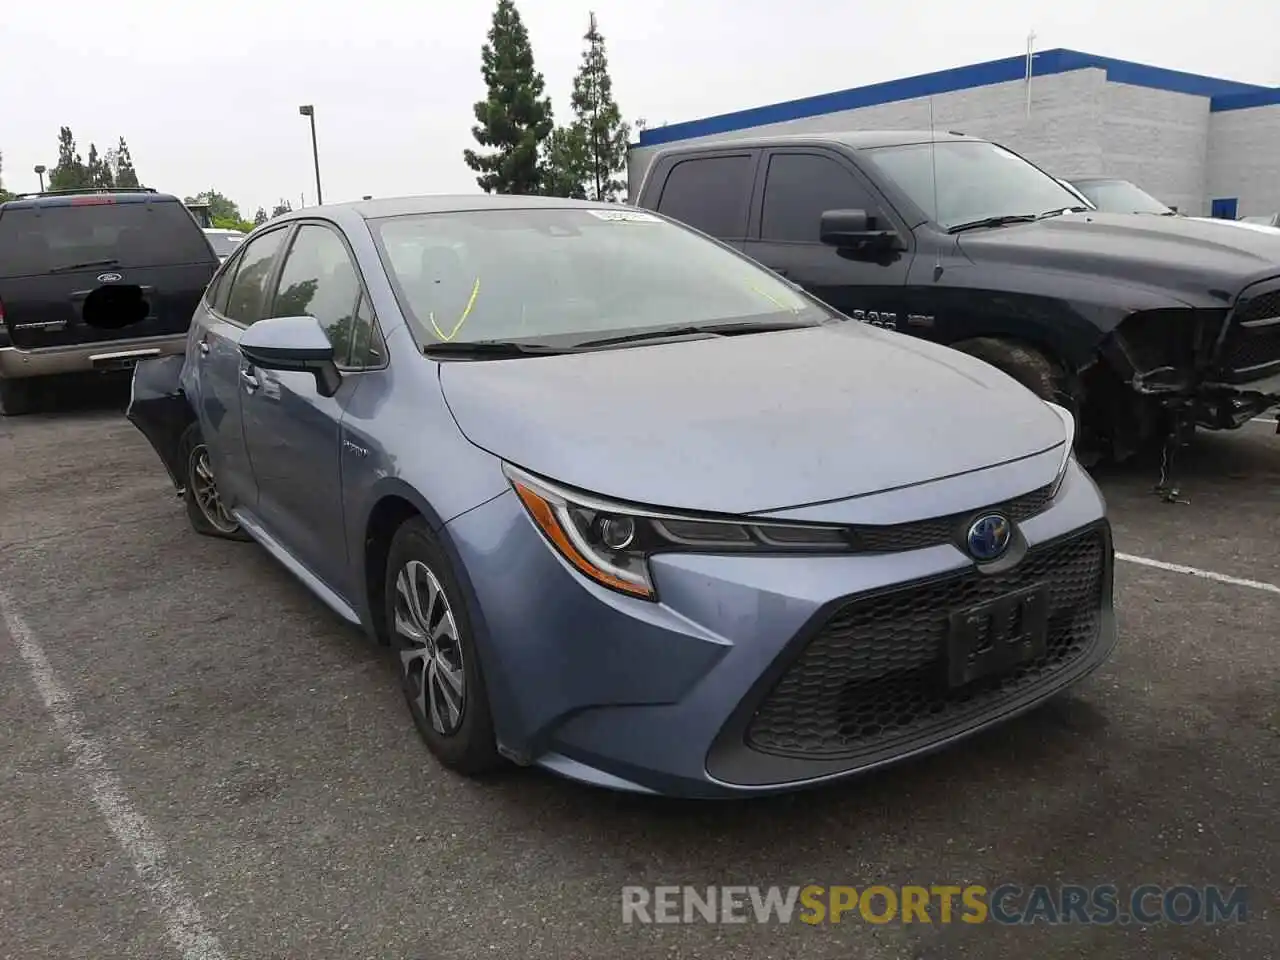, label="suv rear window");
[0,200,215,277]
